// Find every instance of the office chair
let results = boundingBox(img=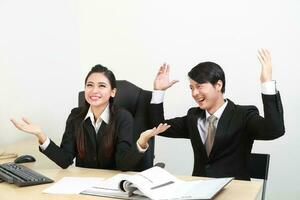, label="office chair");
[247,153,270,200]
[78,80,154,171]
